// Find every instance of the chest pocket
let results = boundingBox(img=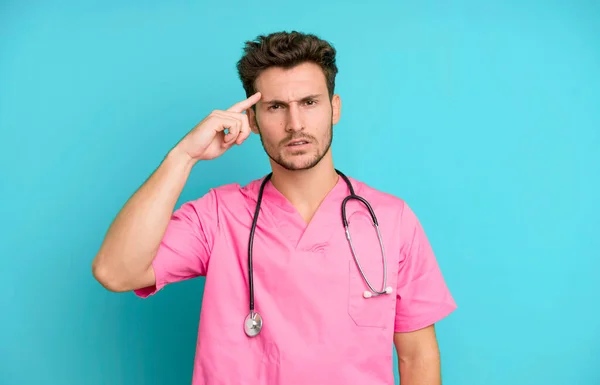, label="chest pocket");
[346,211,396,328]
